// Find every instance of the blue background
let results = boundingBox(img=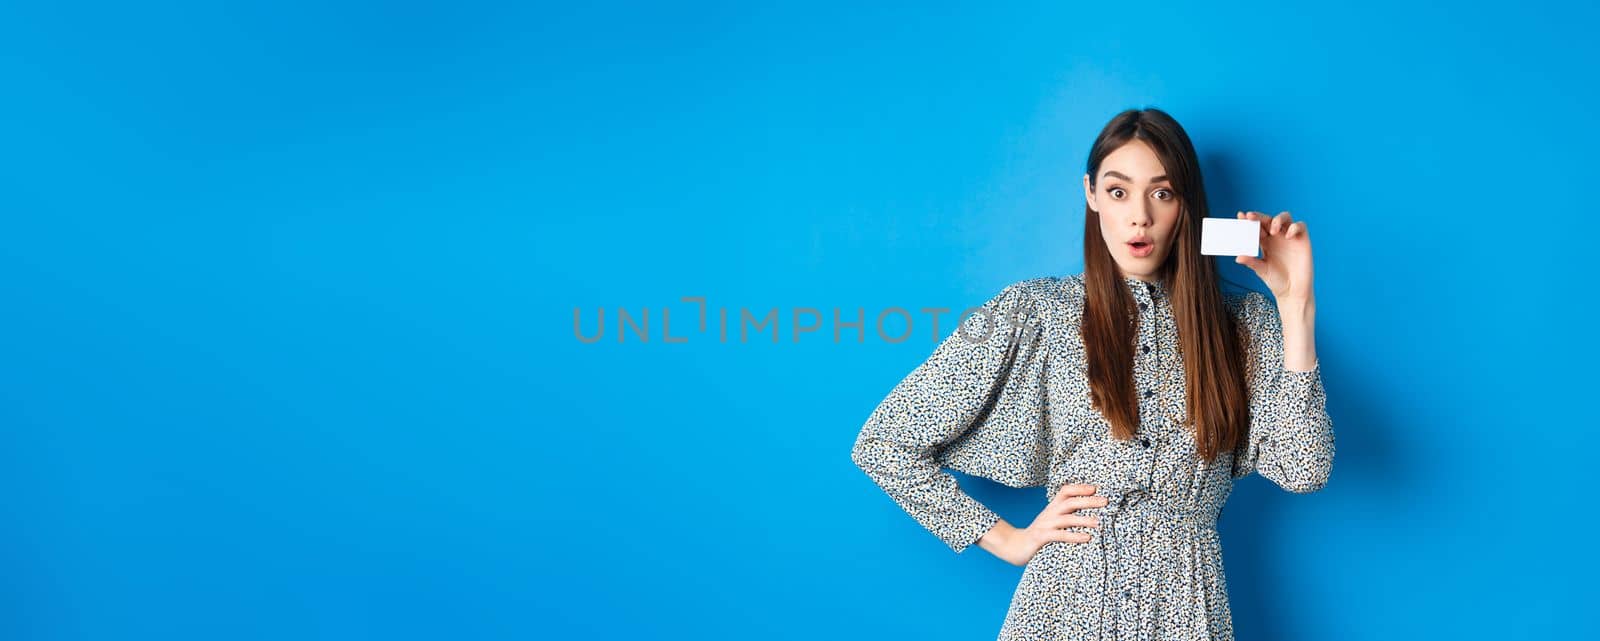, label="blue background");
[4,1,1595,639]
